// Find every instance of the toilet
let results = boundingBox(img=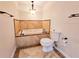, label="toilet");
[40,38,53,52]
[40,32,61,52]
